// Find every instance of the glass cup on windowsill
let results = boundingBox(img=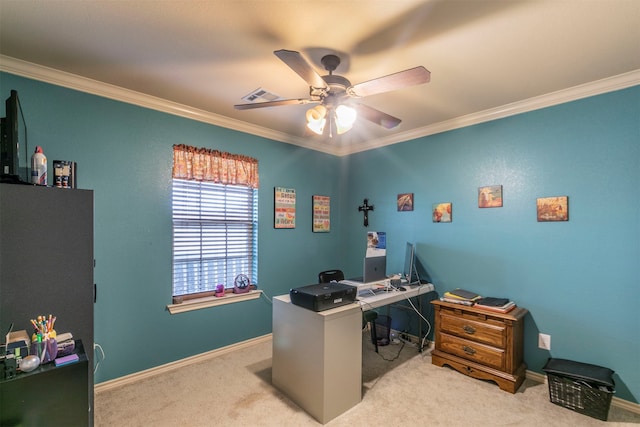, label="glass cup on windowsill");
[215,284,225,297]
